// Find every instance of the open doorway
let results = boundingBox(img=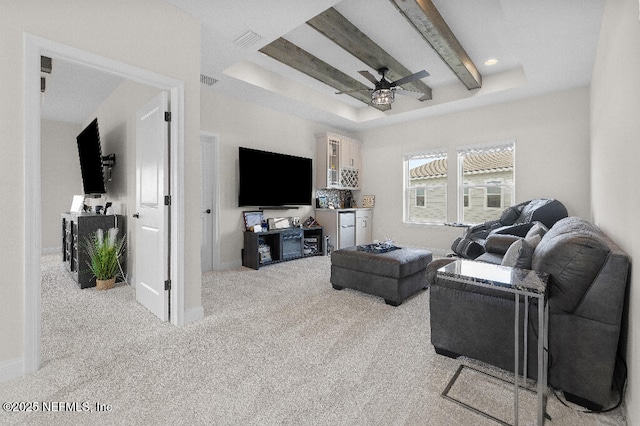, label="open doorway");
[24,34,187,375]
[41,56,169,307]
